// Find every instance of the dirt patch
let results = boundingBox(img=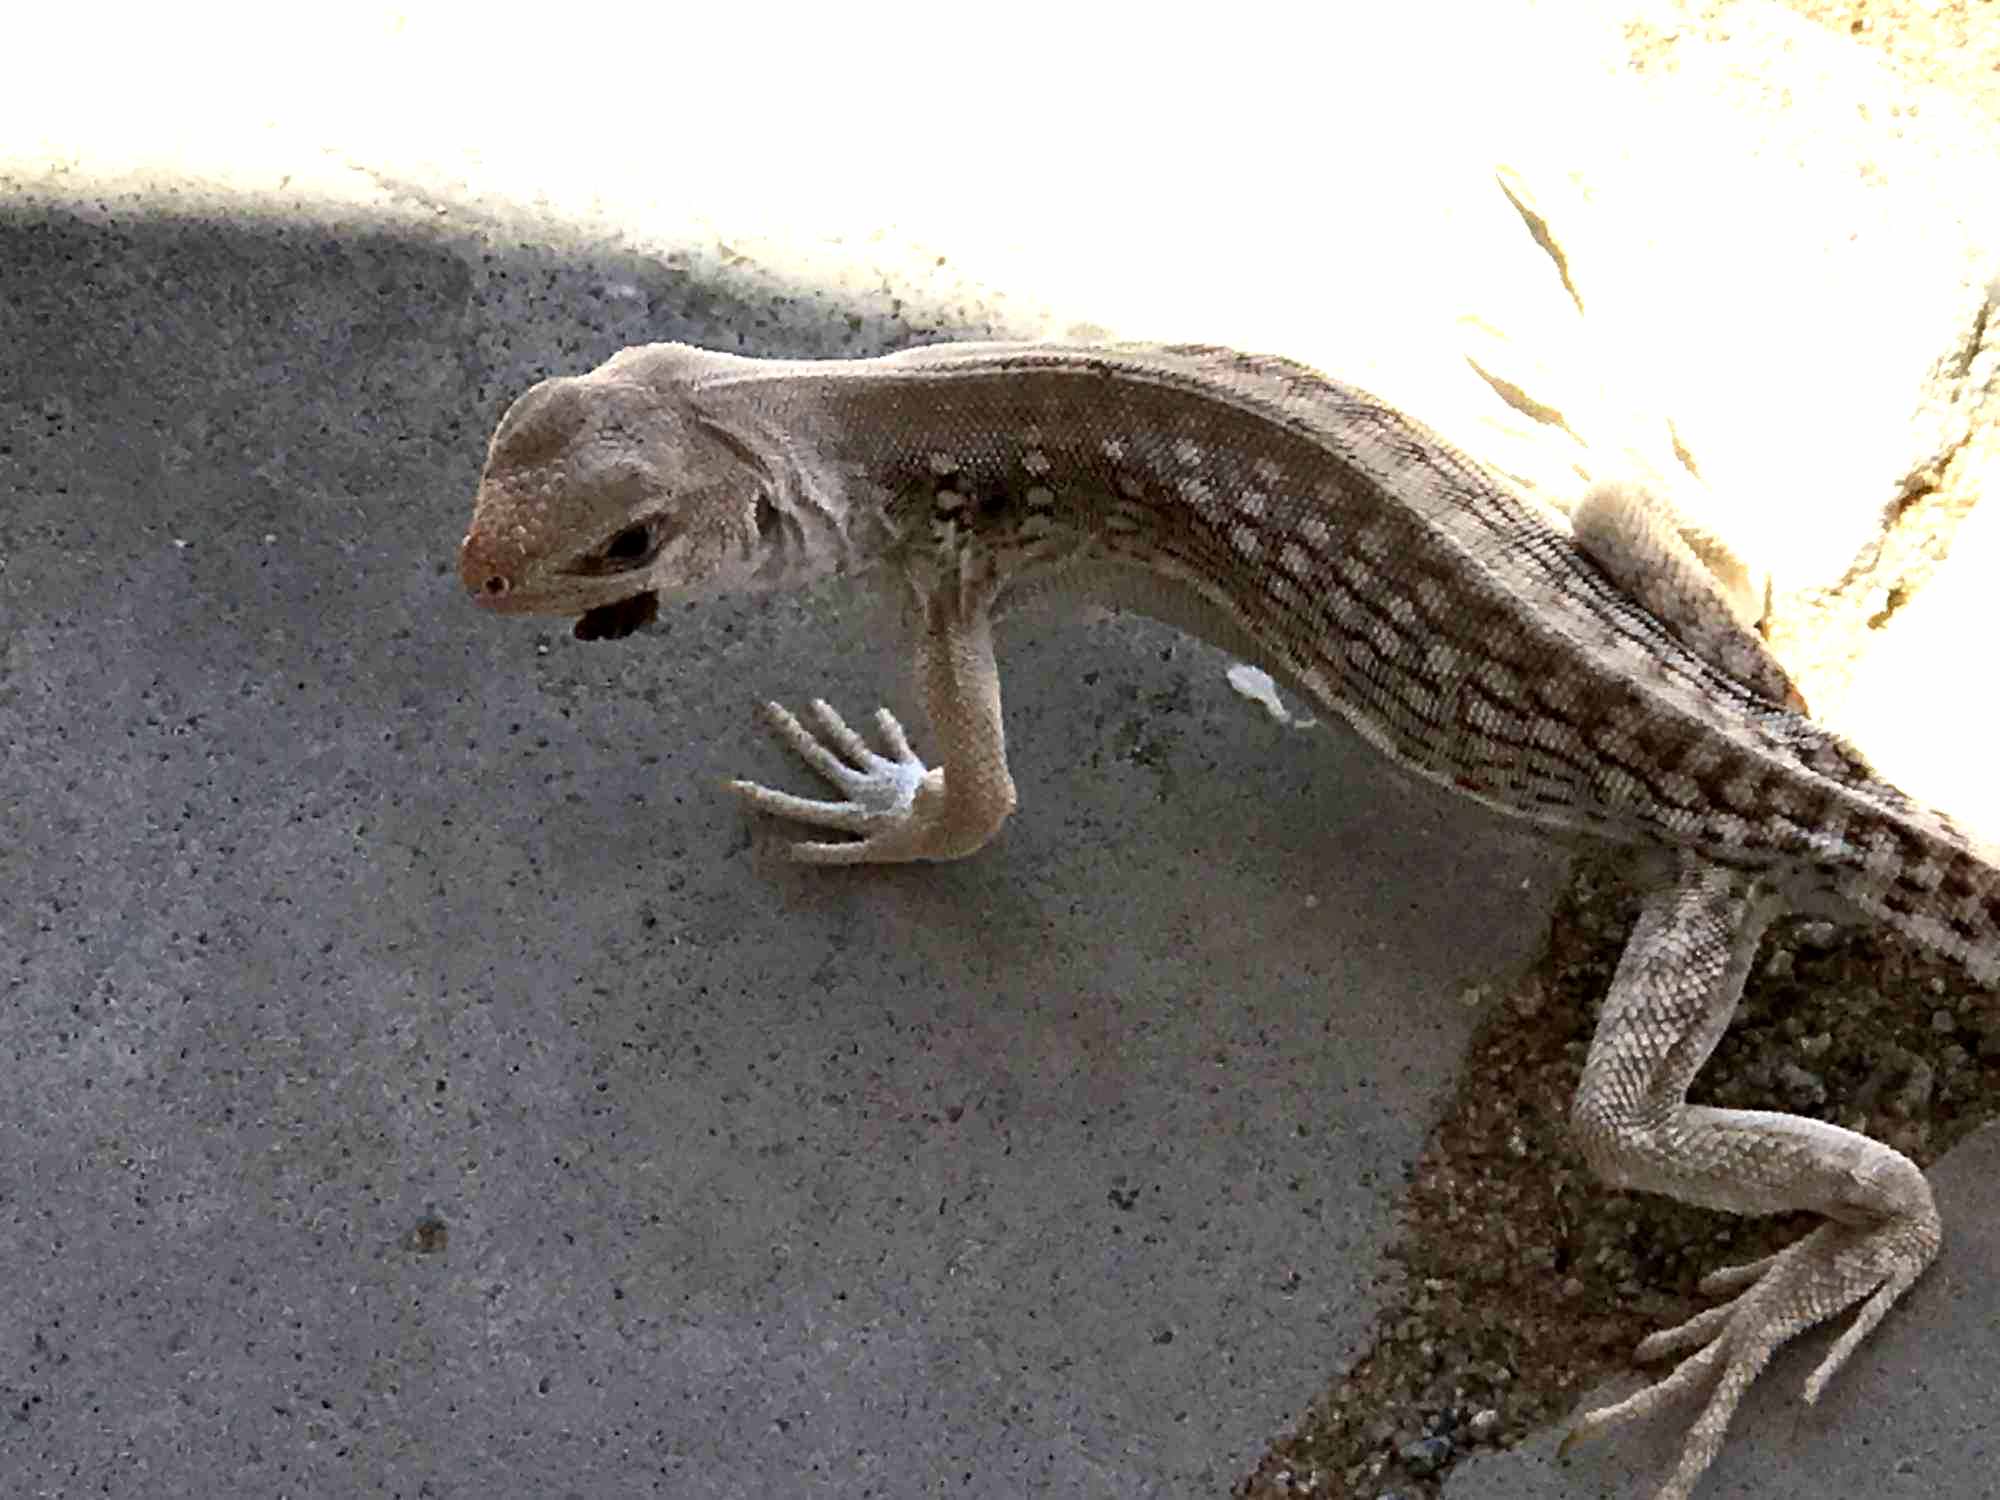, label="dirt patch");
[1238,844,2000,1498]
